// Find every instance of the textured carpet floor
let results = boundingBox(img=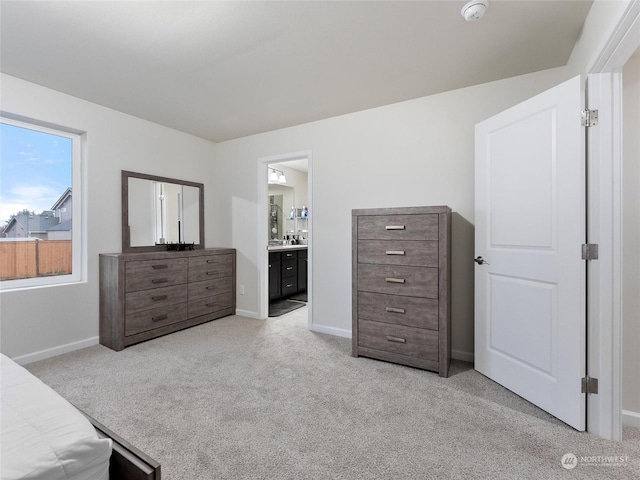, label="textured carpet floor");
[27,309,639,480]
